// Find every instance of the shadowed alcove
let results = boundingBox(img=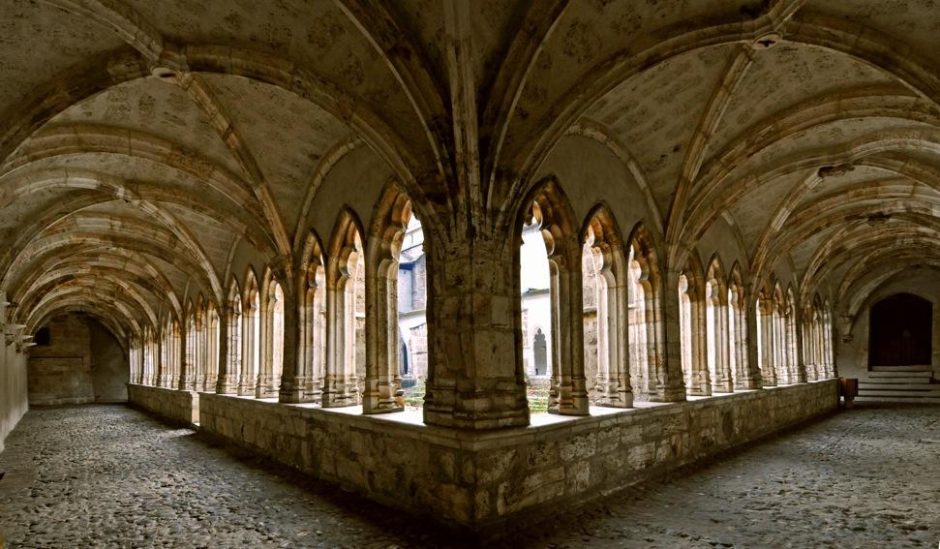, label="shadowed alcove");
[869,293,932,367]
